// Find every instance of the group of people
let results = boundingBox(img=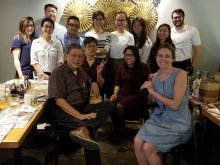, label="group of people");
[10,3,201,165]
